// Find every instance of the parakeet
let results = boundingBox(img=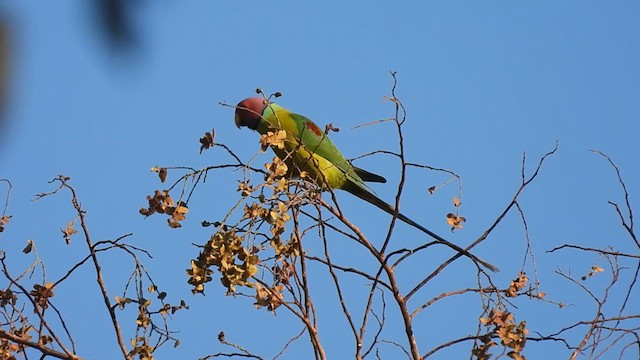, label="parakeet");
[234,97,497,272]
